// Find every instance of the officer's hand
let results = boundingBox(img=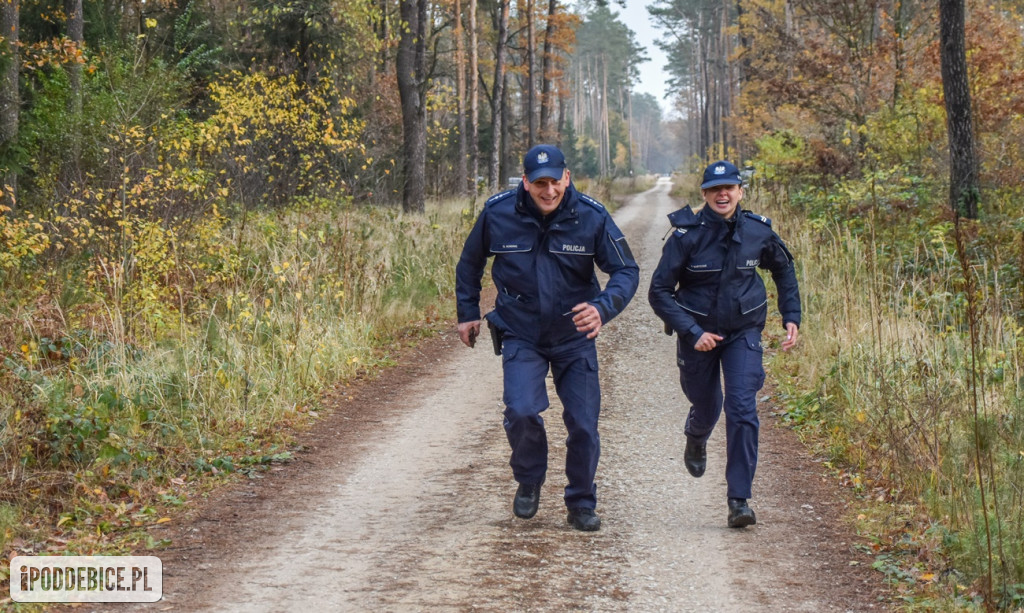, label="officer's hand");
[781,322,799,351]
[571,303,603,339]
[458,320,481,348]
[694,332,724,352]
